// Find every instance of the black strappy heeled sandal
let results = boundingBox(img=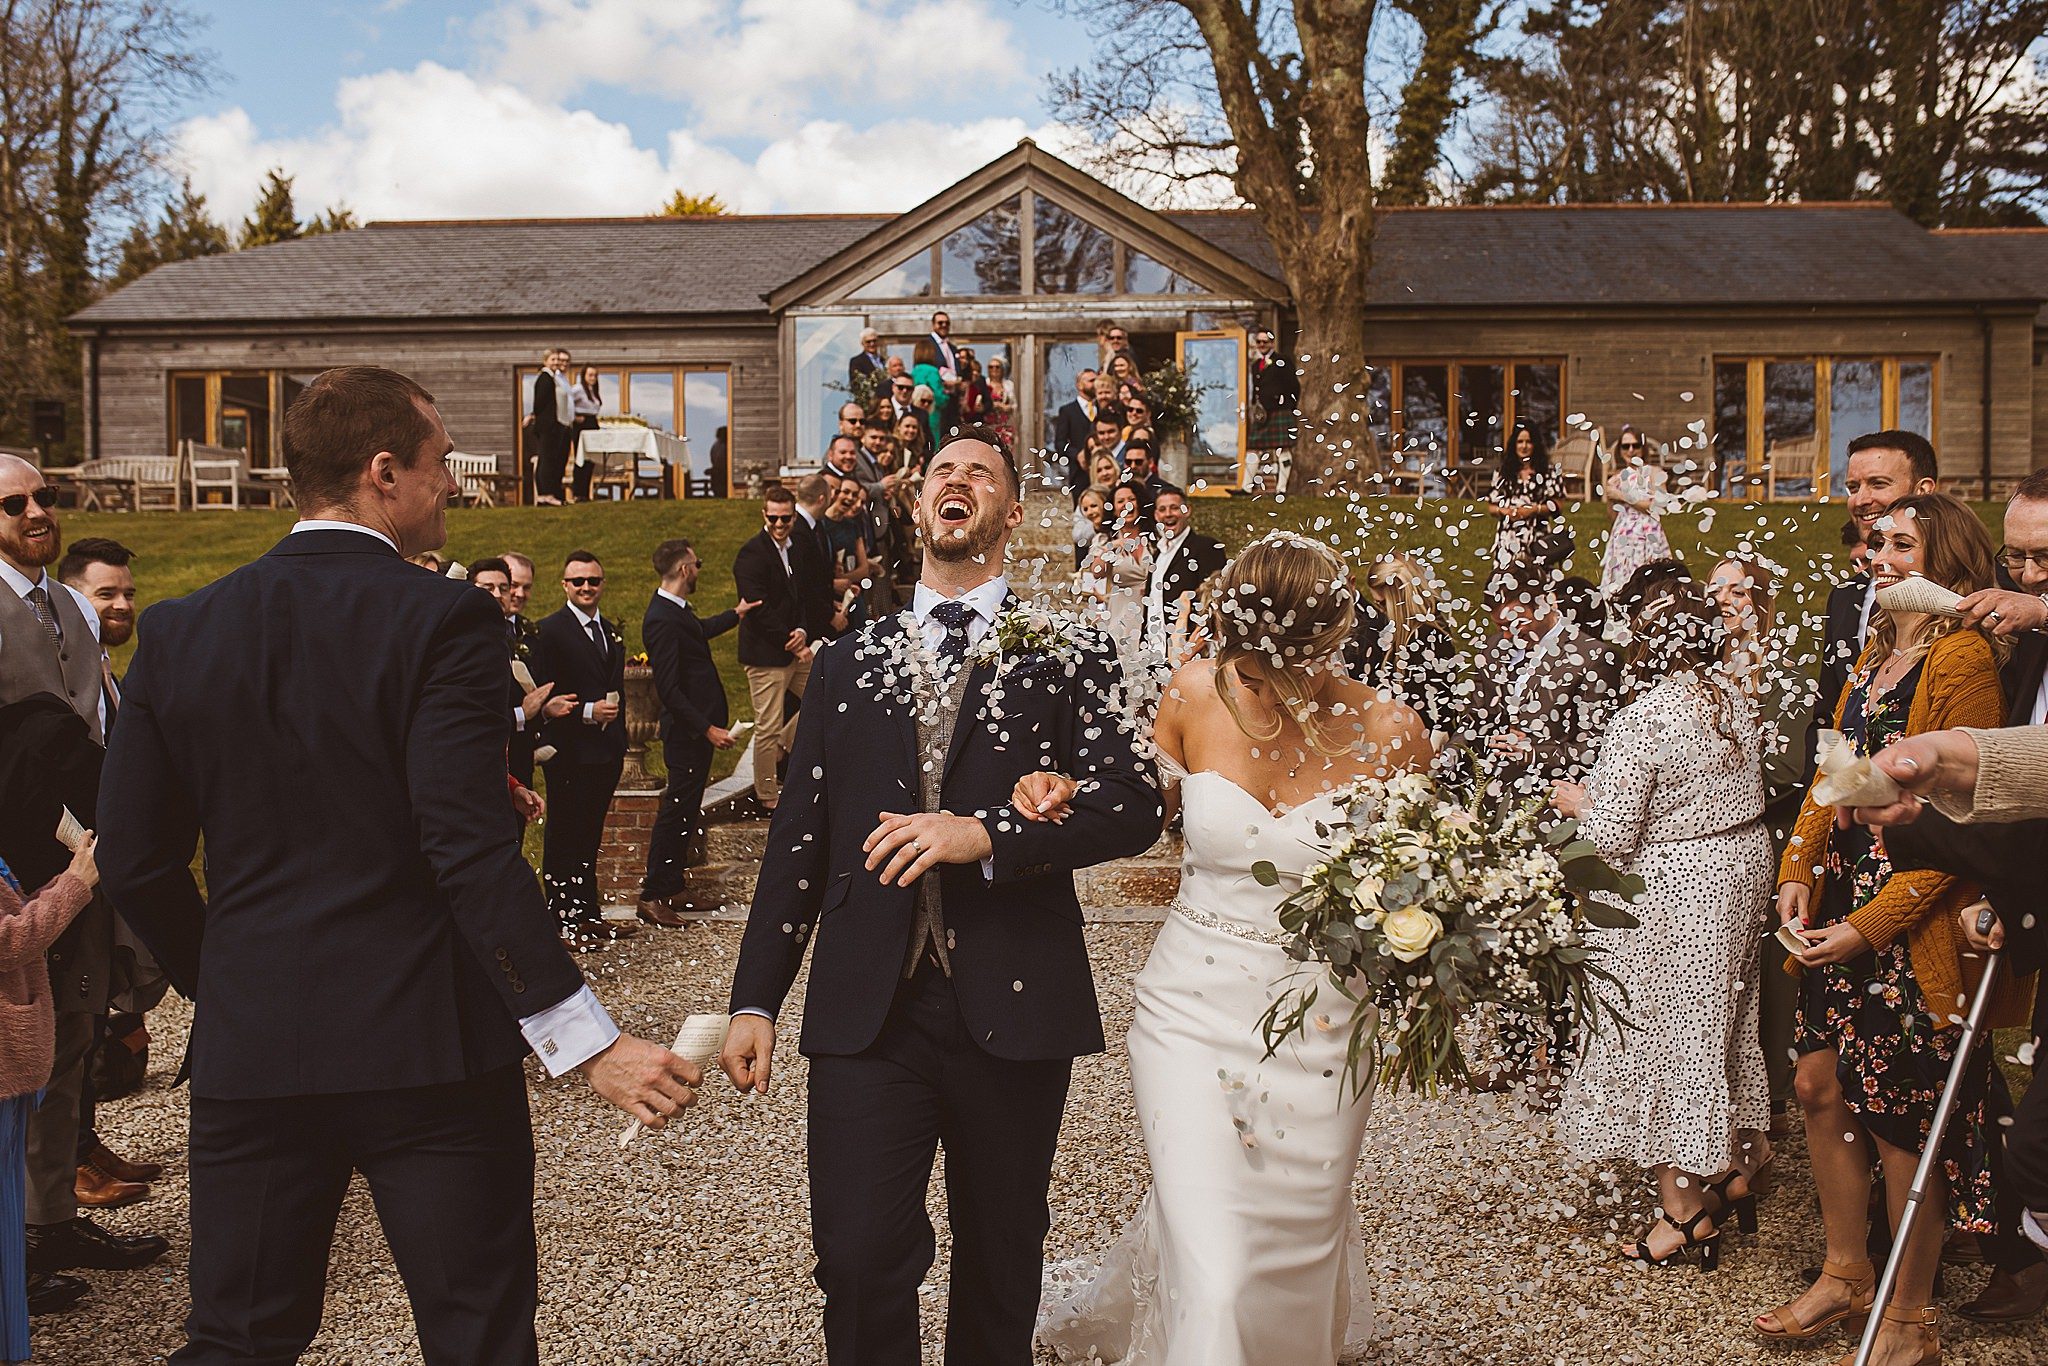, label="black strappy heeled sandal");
[1621,1207,1722,1271]
[1704,1170,1759,1235]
